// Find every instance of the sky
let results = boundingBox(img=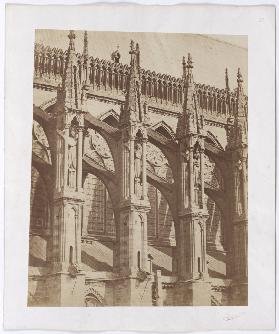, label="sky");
[36,29,248,92]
